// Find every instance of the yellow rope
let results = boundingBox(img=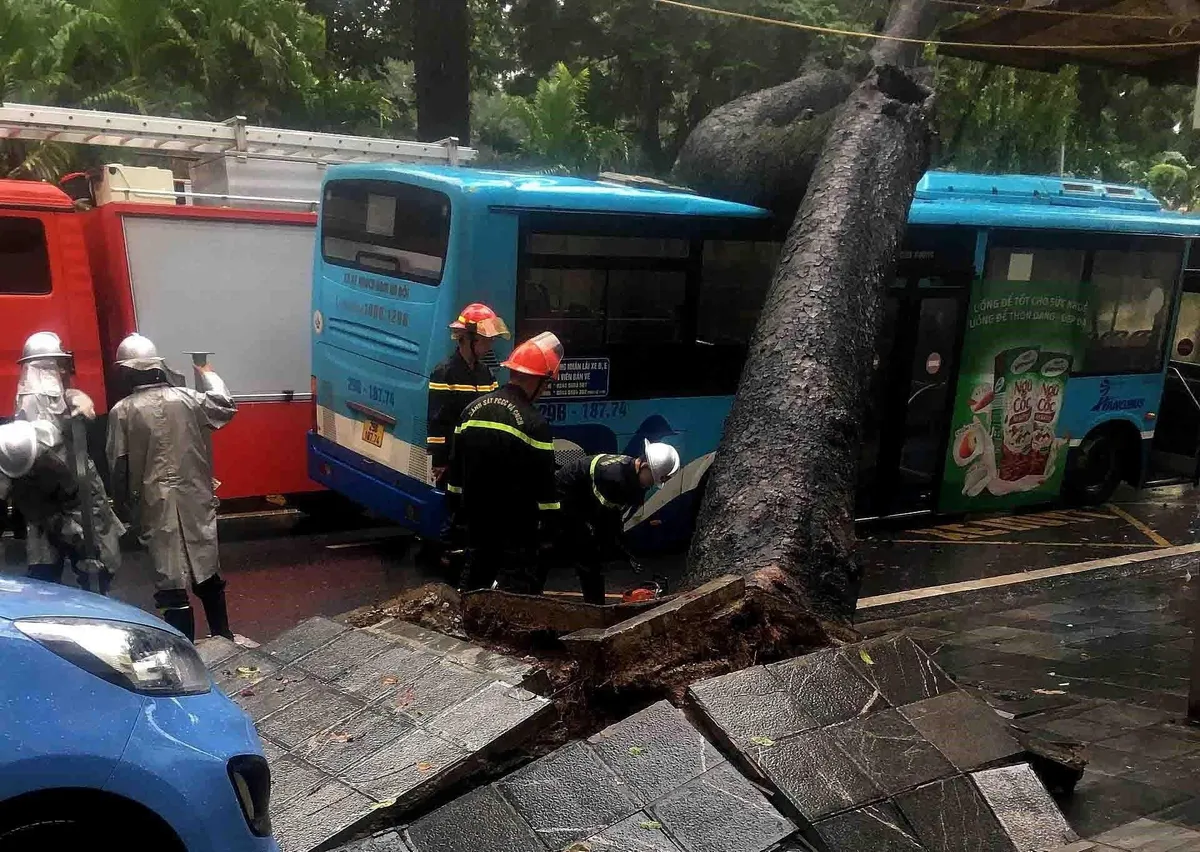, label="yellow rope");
[929,0,1184,21]
[653,0,1200,50]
